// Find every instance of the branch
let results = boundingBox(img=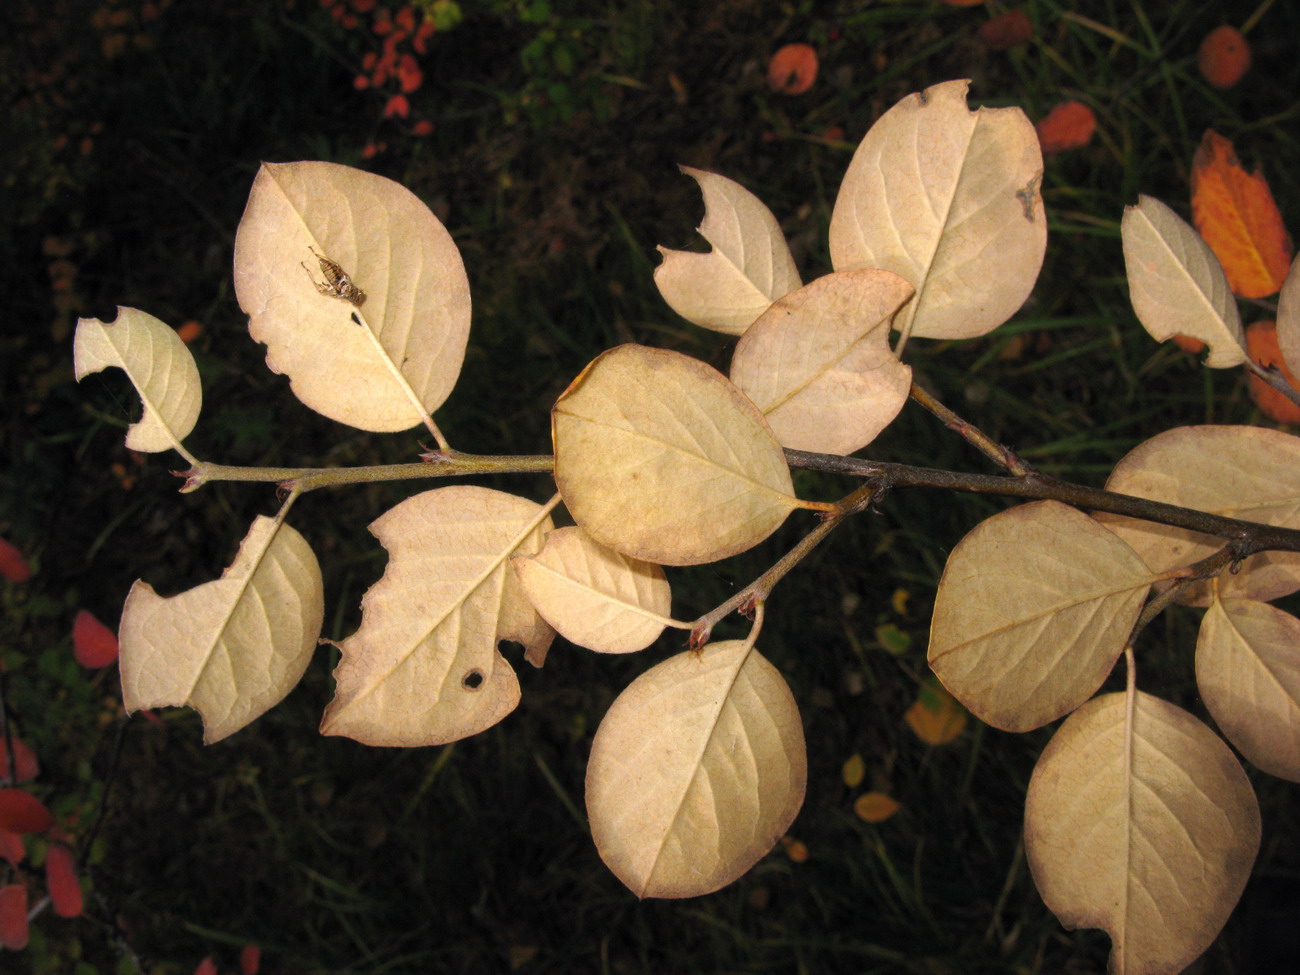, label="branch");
[177,453,555,493]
